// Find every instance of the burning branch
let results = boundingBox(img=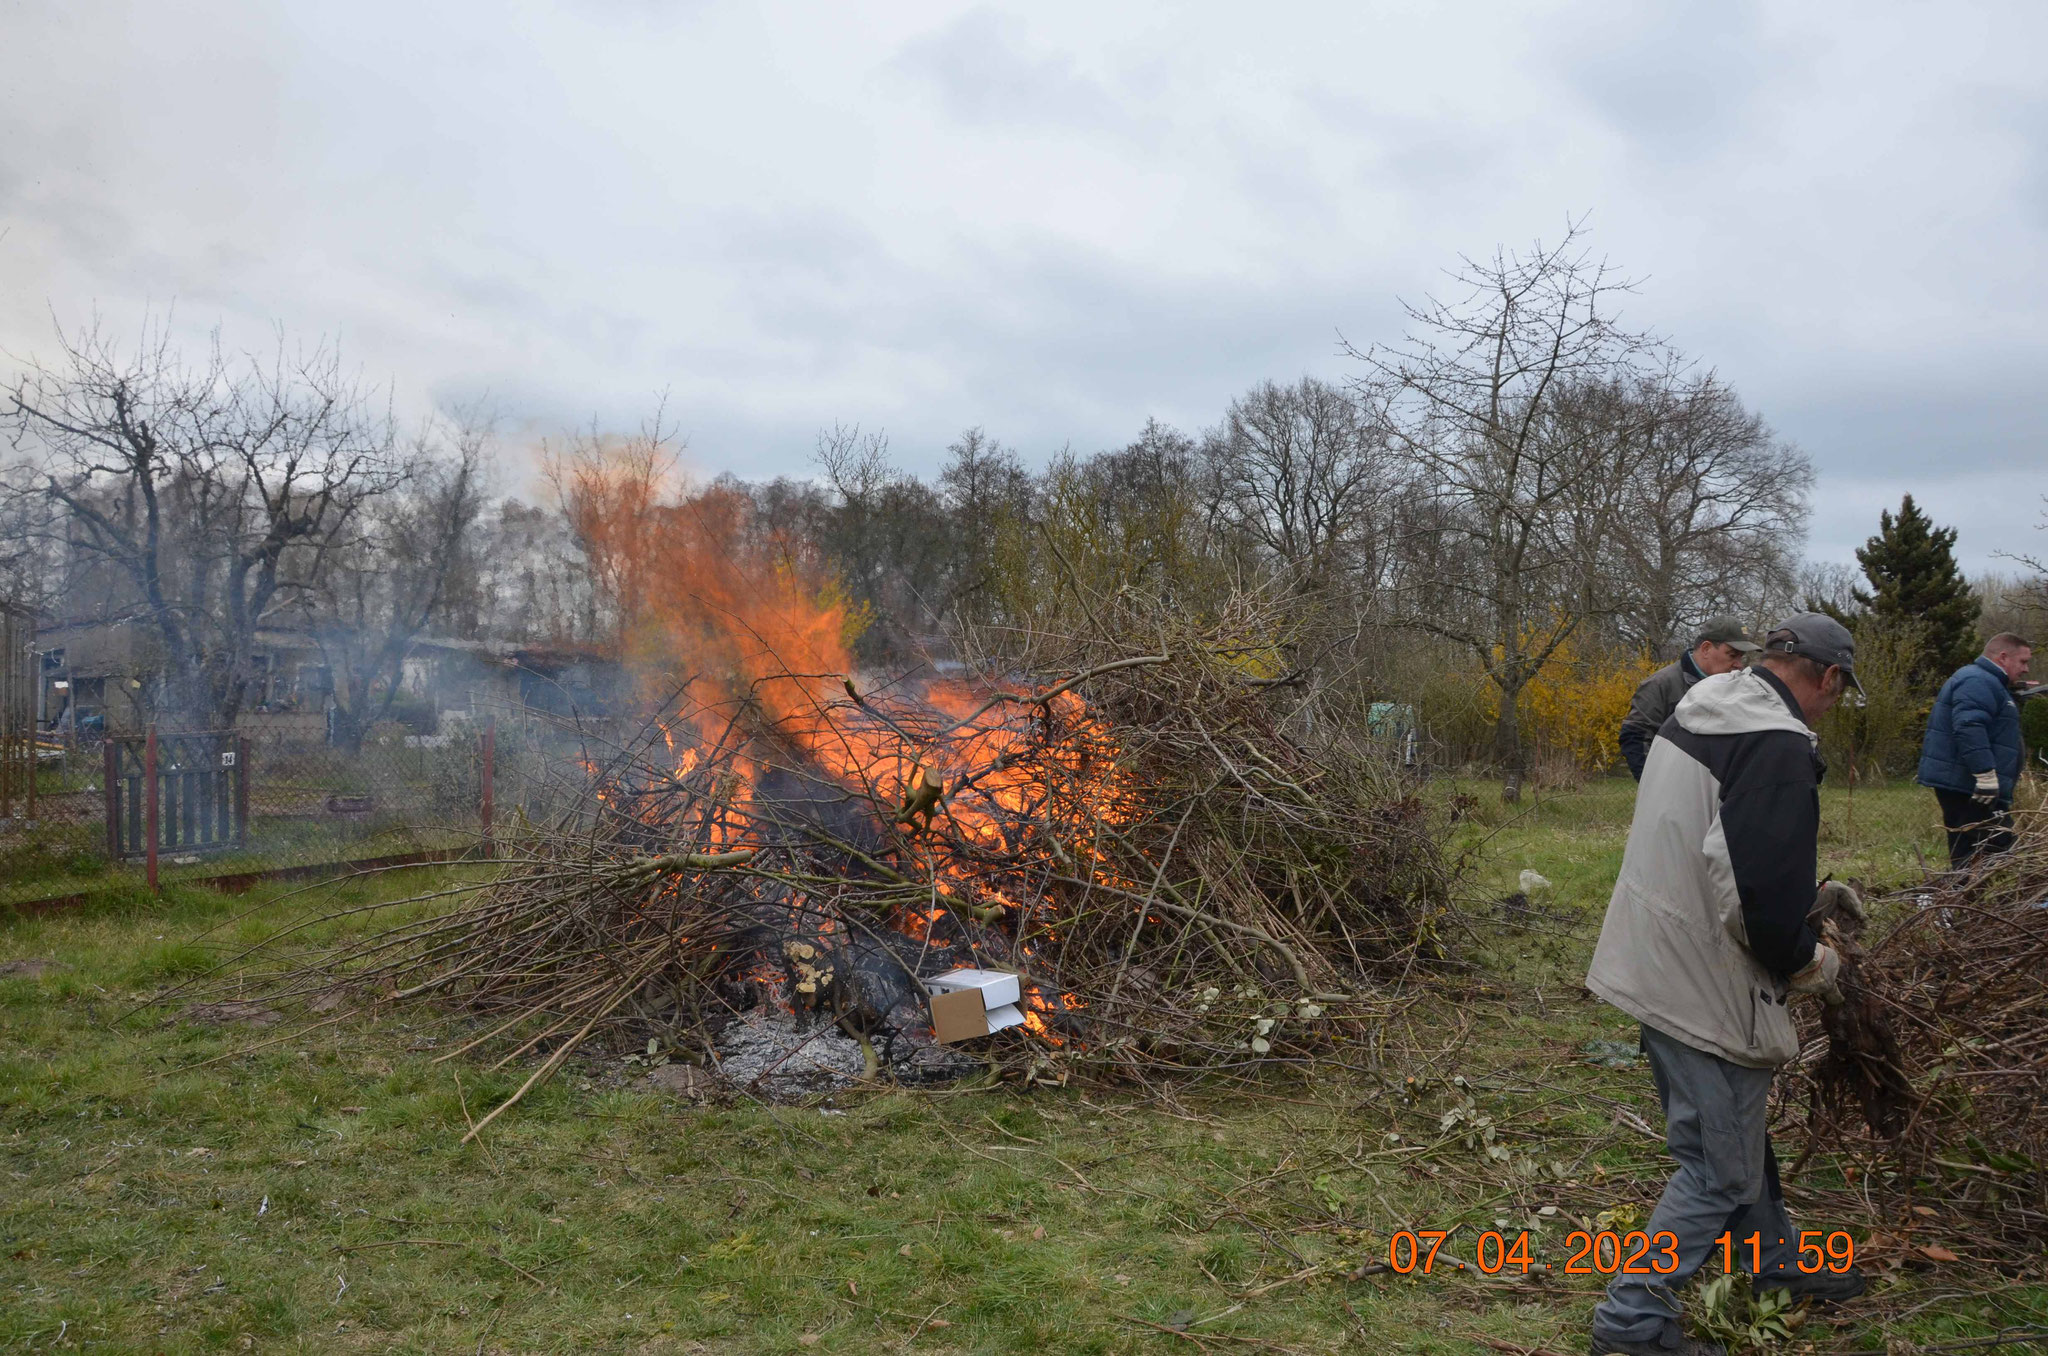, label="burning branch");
[892,766,943,831]
[617,848,760,883]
